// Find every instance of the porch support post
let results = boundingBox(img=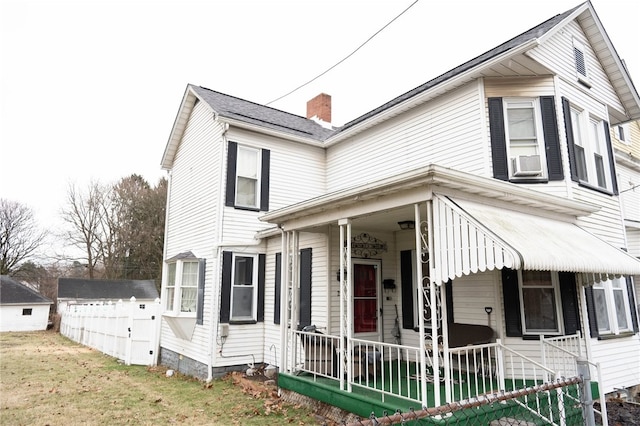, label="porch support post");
[338,219,352,391]
[290,231,300,370]
[426,200,442,407]
[279,230,290,372]
[415,203,430,408]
